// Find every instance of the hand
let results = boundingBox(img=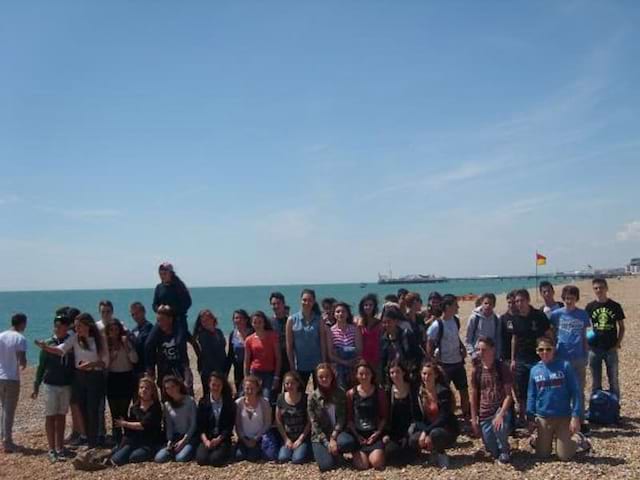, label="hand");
[382,435,390,445]
[77,361,93,371]
[510,361,516,373]
[418,431,427,449]
[292,438,303,450]
[31,390,39,400]
[285,439,294,449]
[569,417,580,435]
[114,418,125,428]
[493,413,504,431]
[35,340,46,349]
[328,438,338,455]
[174,437,187,453]
[211,436,223,448]
[471,418,480,438]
